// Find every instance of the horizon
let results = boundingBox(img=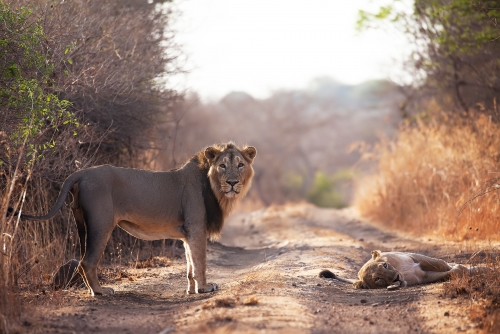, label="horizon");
[171,0,411,100]
[189,76,396,103]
